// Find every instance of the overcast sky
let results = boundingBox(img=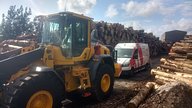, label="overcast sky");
[0,0,192,37]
